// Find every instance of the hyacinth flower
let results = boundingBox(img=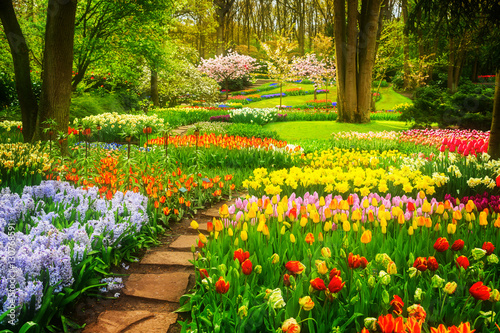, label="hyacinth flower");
[0,180,150,325]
